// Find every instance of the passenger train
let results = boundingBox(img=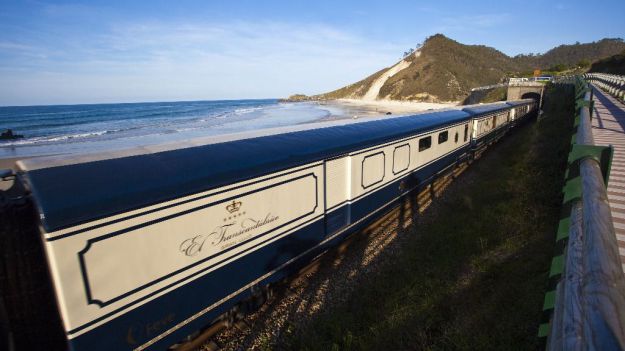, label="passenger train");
[0,98,537,351]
